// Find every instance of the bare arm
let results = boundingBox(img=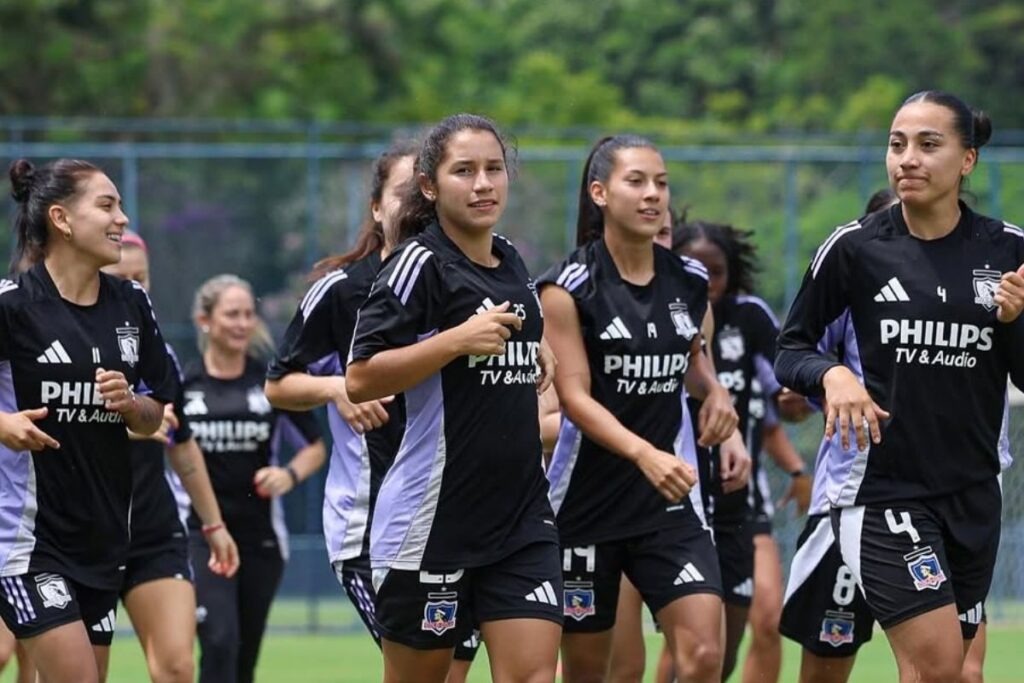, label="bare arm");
[167,437,224,526]
[684,308,738,446]
[253,439,327,498]
[538,384,561,466]
[542,286,695,502]
[347,303,522,404]
[265,374,391,434]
